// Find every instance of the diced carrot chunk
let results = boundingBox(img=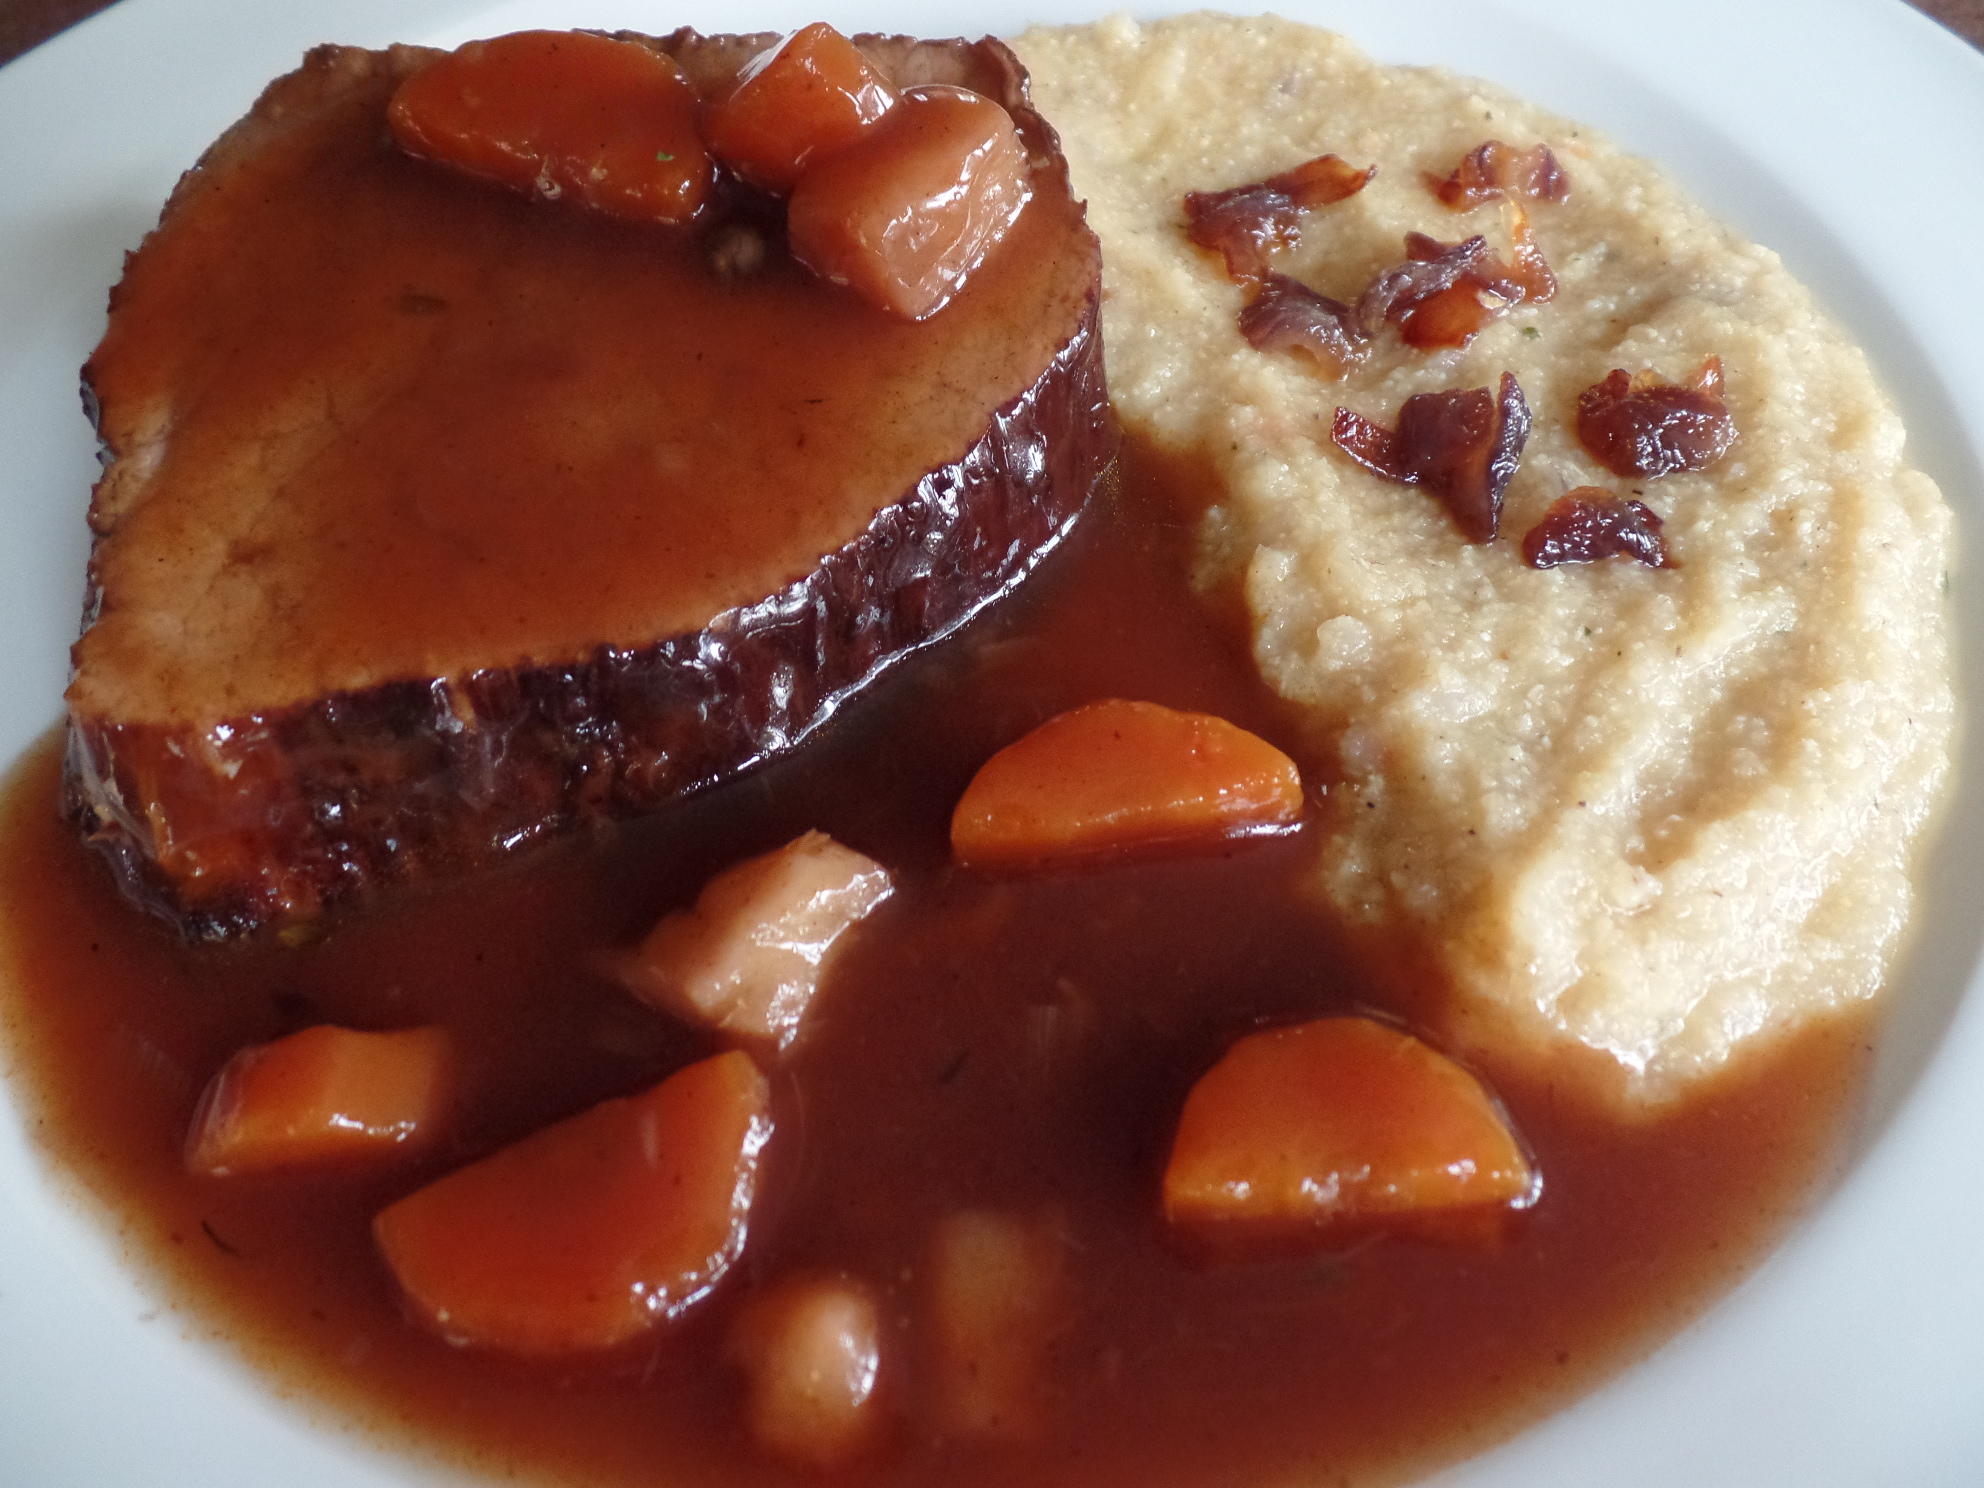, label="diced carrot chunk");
[621,831,892,1051]
[951,699,1304,869]
[1164,1018,1535,1251]
[729,1274,886,1466]
[703,23,896,194]
[388,30,715,227]
[923,1209,1066,1440]
[185,1025,453,1178]
[374,1050,771,1356]
[787,84,1032,320]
